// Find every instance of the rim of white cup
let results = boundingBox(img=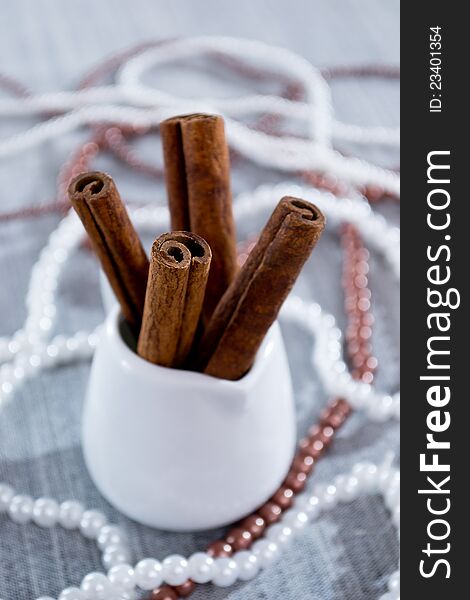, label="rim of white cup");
[105,305,282,392]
